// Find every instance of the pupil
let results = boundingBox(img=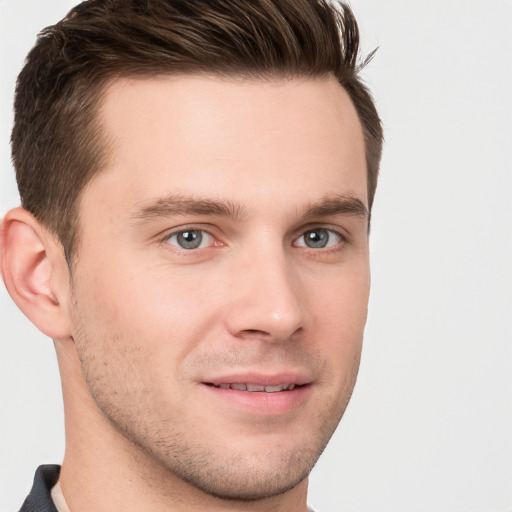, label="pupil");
[178,230,202,249]
[306,229,328,248]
